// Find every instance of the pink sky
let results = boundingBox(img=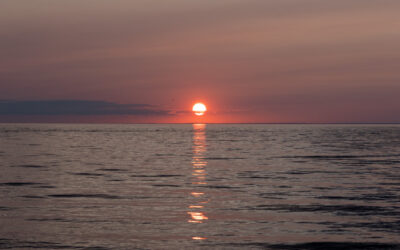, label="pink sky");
[1,0,399,123]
